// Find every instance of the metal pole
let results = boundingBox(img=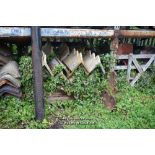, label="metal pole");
[31,26,44,120]
[119,30,155,38]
